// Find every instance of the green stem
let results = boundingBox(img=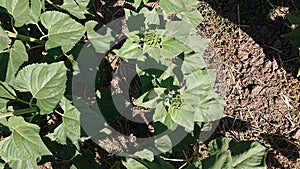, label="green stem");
[0,112,13,119]
[26,44,44,51]
[161,157,185,162]
[5,31,46,45]
[183,151,192,165]
[29,98,34,108]
[45,0,61,10]
[16,98,35,106]
[13,107,38,116]
[0,107,37,119]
